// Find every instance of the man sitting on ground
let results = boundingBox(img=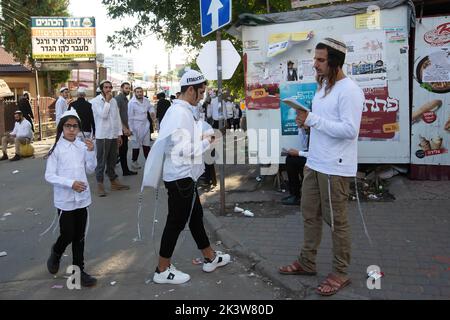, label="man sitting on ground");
[1,110,33,161]
[281,127,309,205]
